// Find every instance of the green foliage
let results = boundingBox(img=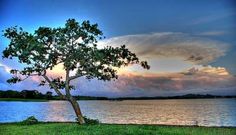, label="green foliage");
[2,19,150,124]
[0,123,235,135]
[20,116,39,125]
[77,116,100,124]
[2,18,149,91]
[45,91,53,99]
